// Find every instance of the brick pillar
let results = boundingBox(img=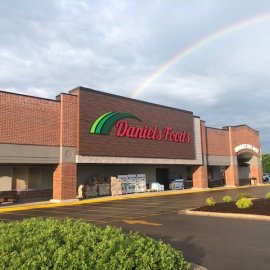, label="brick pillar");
[192,120,209,189]
[53,163,77,201]
[51,93,78,202]
[225,127,239,187]
[193,165,208,188]
[250,157,263,184]
[225,165,239,187]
